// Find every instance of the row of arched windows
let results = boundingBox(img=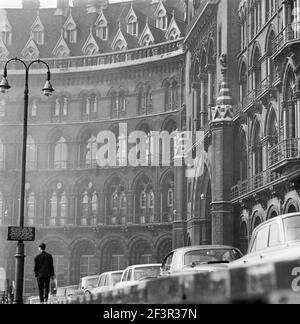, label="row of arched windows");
[0,174,175,227]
